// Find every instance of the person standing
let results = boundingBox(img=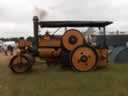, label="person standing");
[3,45,8,56]
[8,45,14,56]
